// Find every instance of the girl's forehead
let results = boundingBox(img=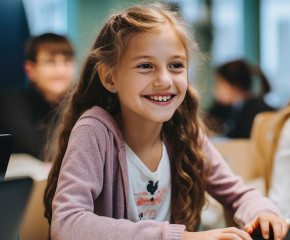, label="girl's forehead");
[123,27,188,59]
[129,25,185,46]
